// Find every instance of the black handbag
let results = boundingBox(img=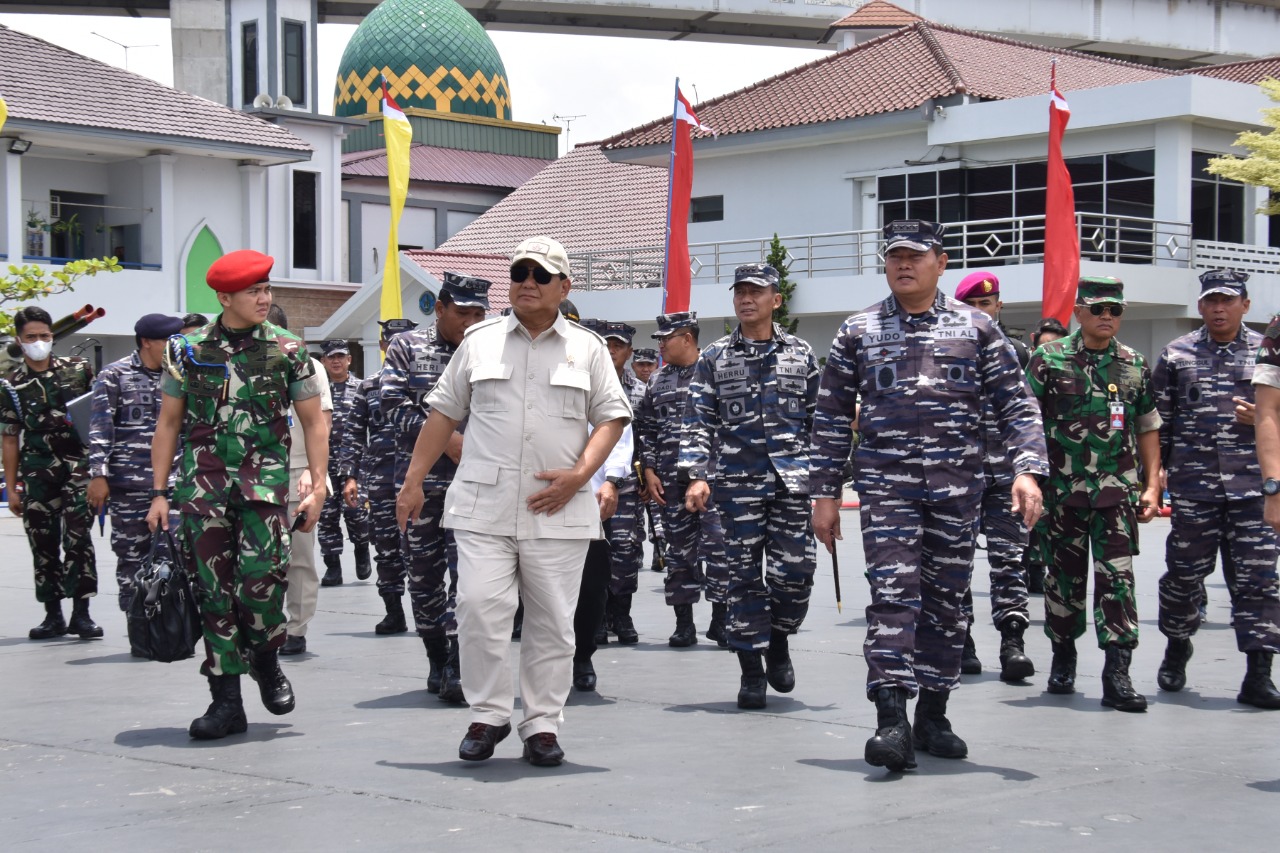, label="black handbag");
[127,530,202,662]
